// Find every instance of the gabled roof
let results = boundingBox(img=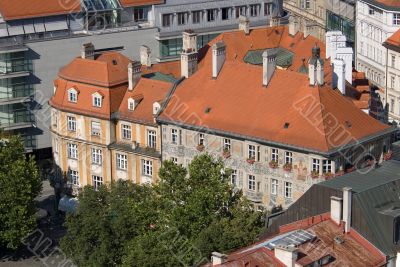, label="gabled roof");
[59,52,132,87]
[159,27,391,154]
[384,29,400,52]
[0,0,81,20]
[119,0,164,8]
